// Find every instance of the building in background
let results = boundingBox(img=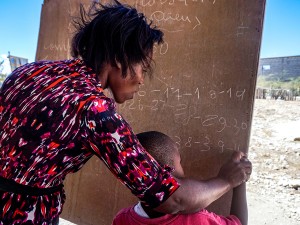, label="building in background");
[256,56,300,100]
[7,52,28,72]
[257,55,300,80]
[0,53,28,87]
[0,58,7,87]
